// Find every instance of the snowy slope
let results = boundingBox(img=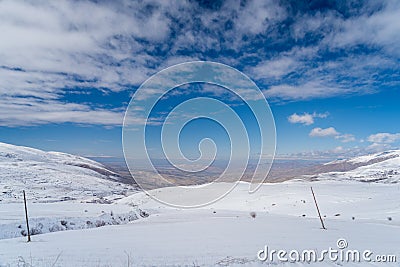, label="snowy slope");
[0,142,145,242]
[309,150,400,183]
[324,150,399,165]
[0,144,399,266]
[0,142,138,203]
[0,180,399,266]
